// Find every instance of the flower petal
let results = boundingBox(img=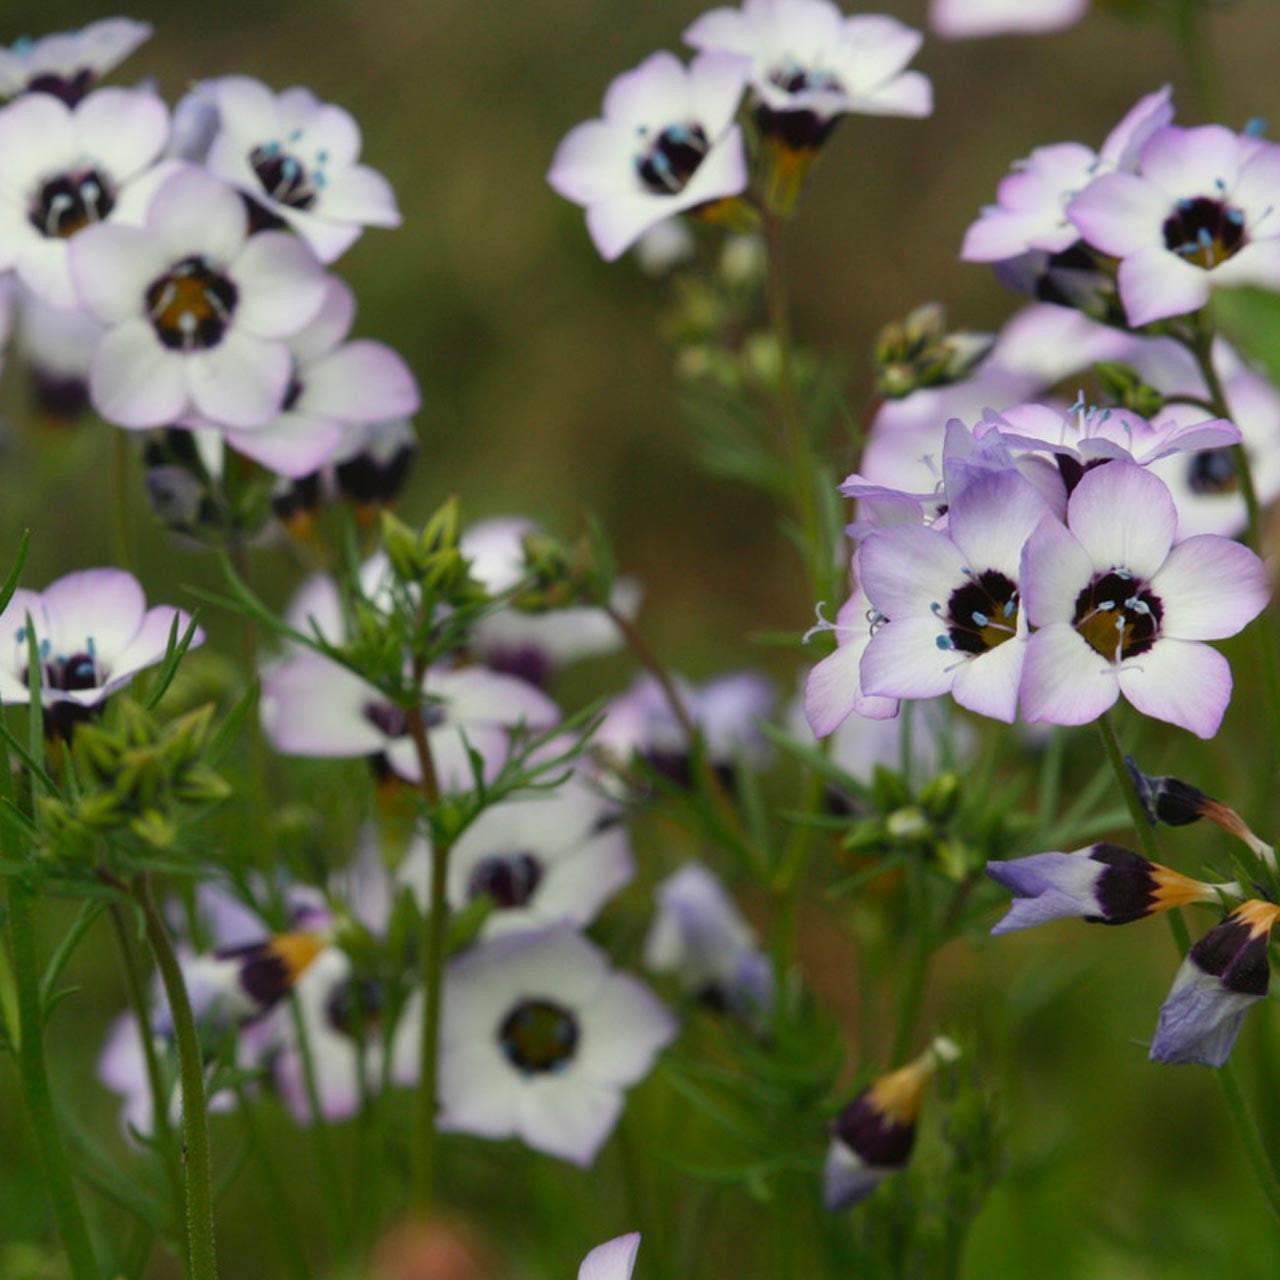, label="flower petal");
[1150,534,1269,640]
[228,231,327,338]
[187,331,291,429]
[89,318,187,428]
[1117,638,1231,739]
[1019,623,1120,727]
[859,616,954,701]
[1066,462,1177,580]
